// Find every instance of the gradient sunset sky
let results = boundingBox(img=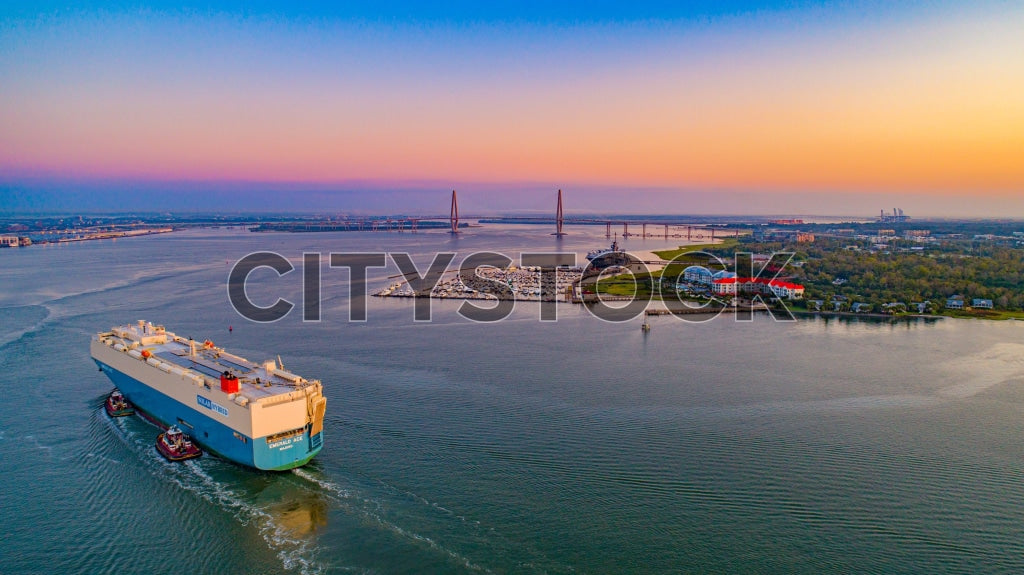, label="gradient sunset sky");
[2,1,1022,216]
